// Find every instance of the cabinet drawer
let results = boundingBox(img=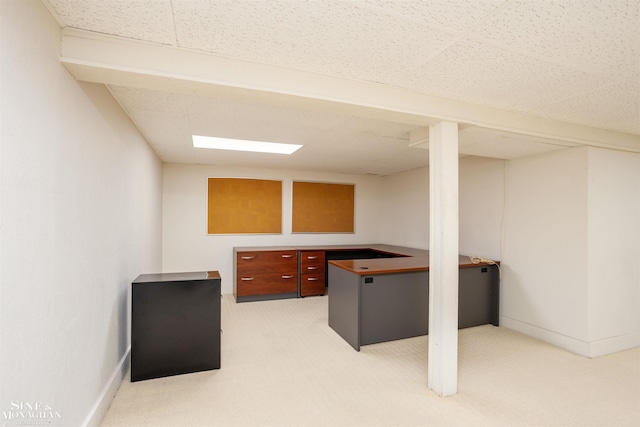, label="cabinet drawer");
[236,272,298,297]
[301,263,324,274]
[301,273,326,297]
[300,251,325,268]
[236,251,298,274]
